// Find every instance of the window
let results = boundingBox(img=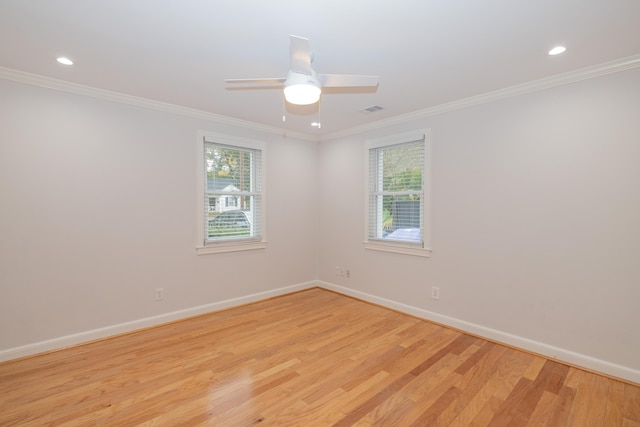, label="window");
[225,196,238,208]
[365,130,431,257]
[196,132,265,254]
[208,197,218,211]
